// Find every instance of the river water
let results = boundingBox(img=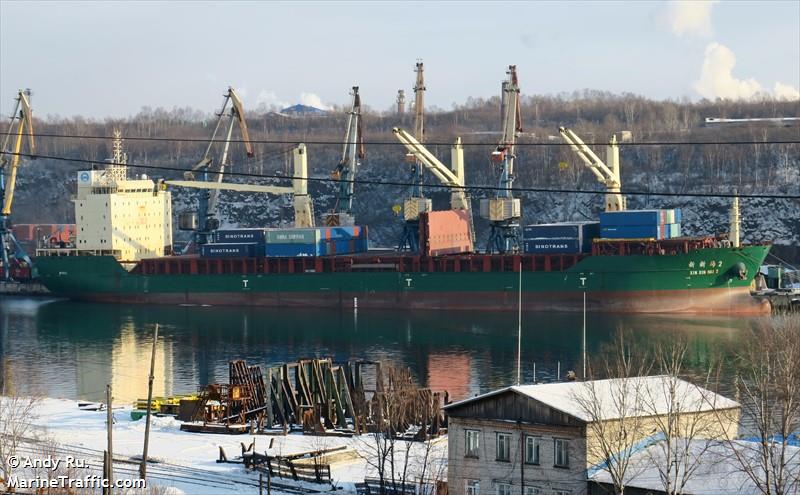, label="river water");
[0,296,768,404]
